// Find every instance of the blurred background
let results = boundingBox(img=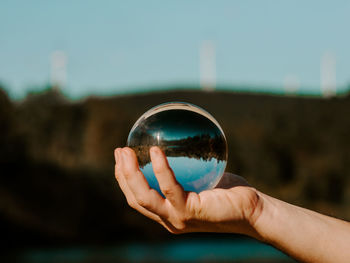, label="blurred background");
[1,1,350,262]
